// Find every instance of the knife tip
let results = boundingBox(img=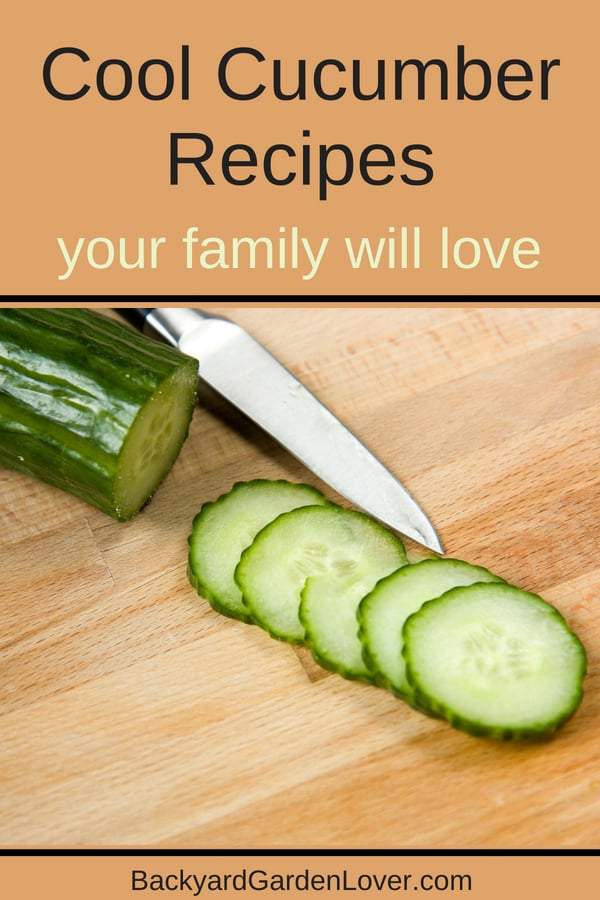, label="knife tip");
[427,534,445,556]
[408,521,444,556]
